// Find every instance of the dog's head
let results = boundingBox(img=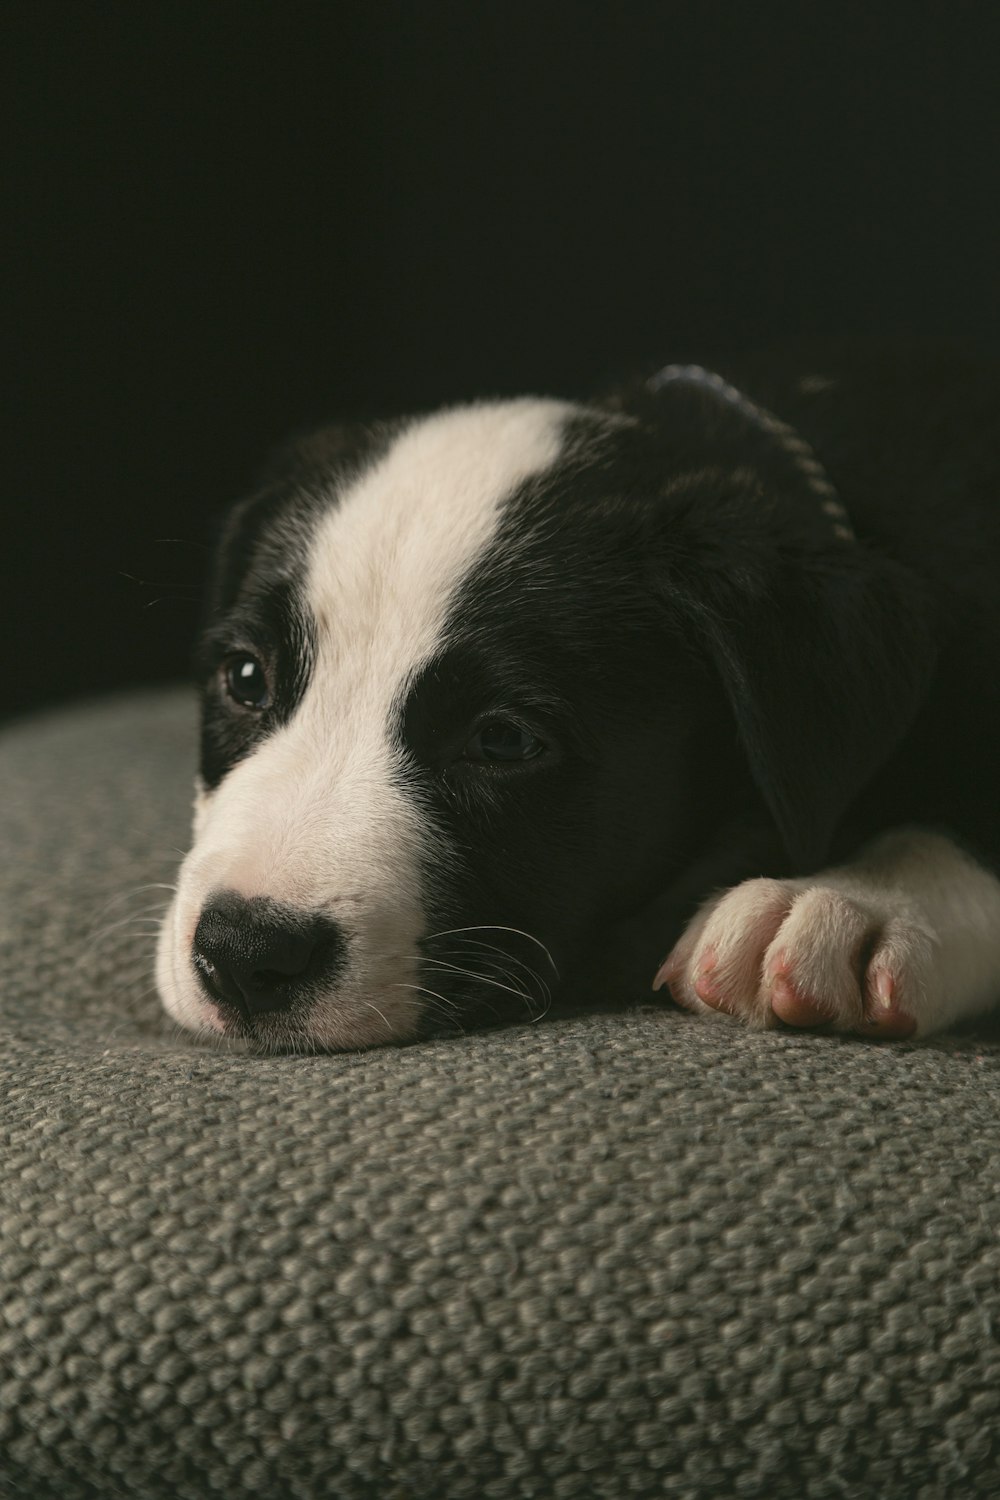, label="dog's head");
[157,376,935,1051]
